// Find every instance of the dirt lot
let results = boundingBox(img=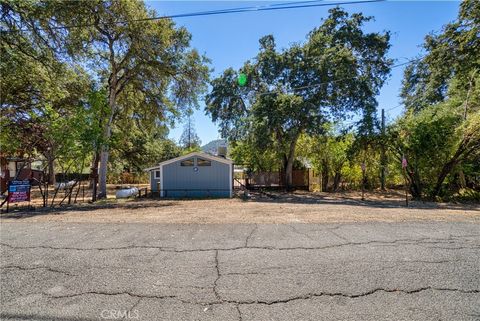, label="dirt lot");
[1,190,479,223]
